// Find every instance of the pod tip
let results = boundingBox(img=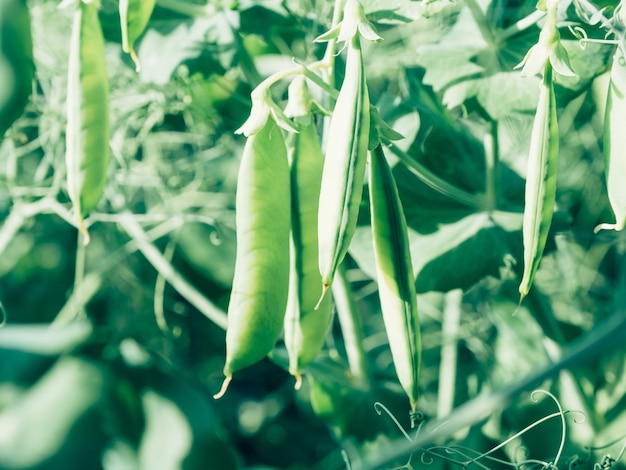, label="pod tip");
[130,49,141,73]
[594,222,624,233]
[294,374,303,390]
[314,284,329,310]
[213,375,232,399]
[78,220,91,246]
